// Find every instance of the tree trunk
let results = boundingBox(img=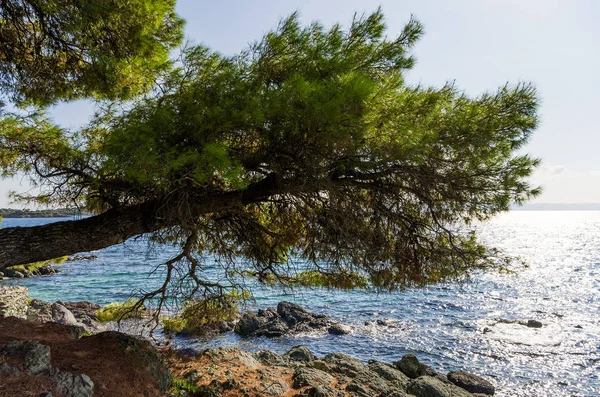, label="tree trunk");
[0,202,165,269]
[0,174,281,269]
